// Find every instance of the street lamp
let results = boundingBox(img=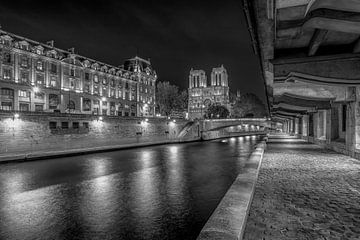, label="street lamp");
[33,86,40,93]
